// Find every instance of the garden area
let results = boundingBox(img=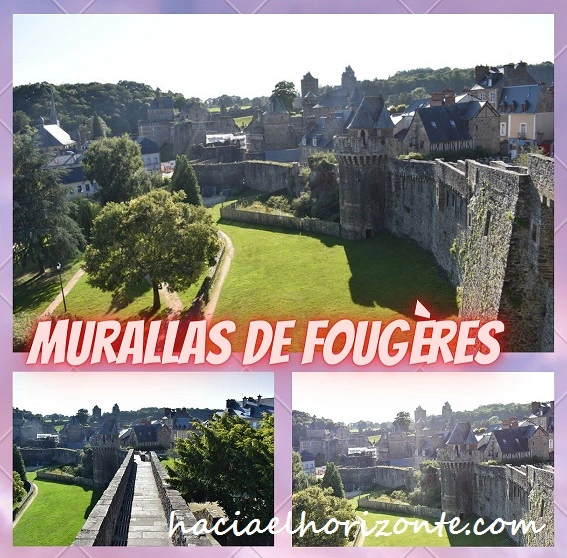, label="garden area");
[211,202,458,352]
[13,471,103,546]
